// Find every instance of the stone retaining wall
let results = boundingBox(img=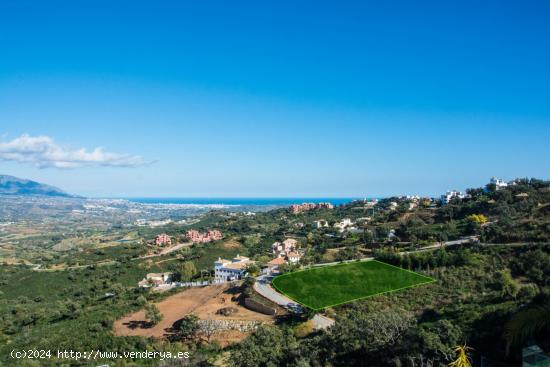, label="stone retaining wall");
[244,297,277,315]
